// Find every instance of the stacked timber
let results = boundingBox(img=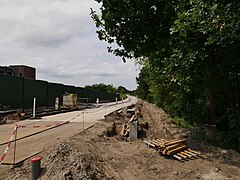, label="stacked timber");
[144,138,201,161]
